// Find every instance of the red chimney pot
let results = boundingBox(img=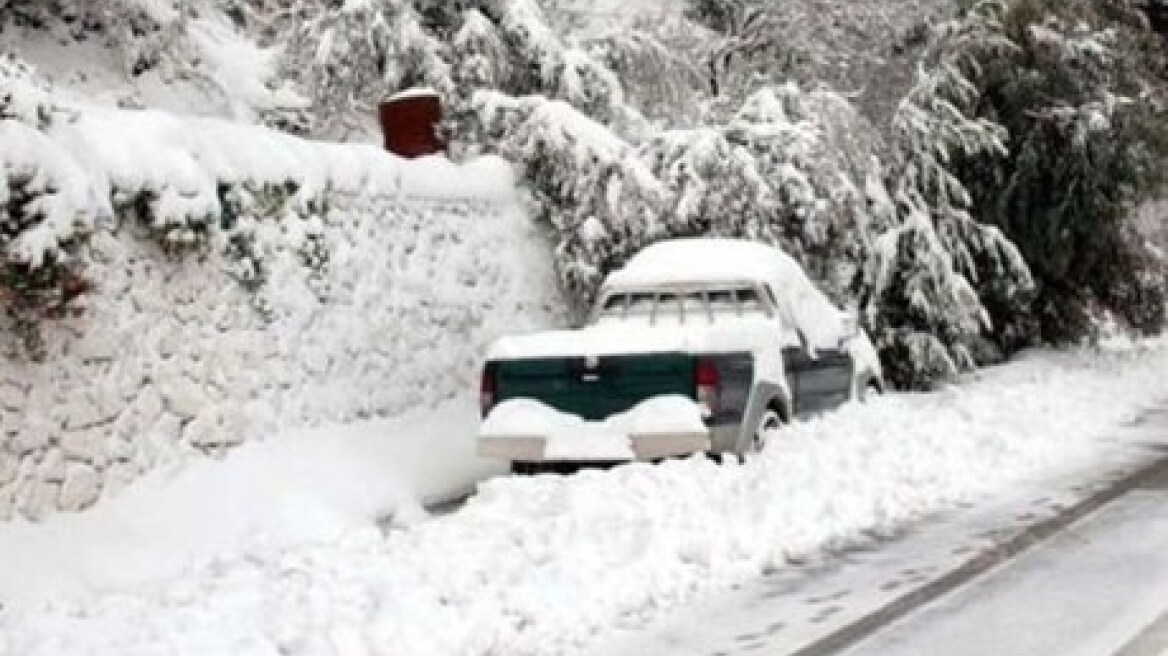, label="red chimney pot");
[378,88,445,159]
